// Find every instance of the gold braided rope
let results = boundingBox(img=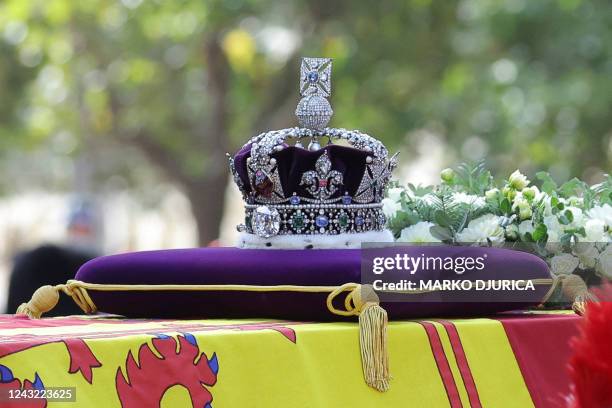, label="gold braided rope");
[17,278,558,319]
